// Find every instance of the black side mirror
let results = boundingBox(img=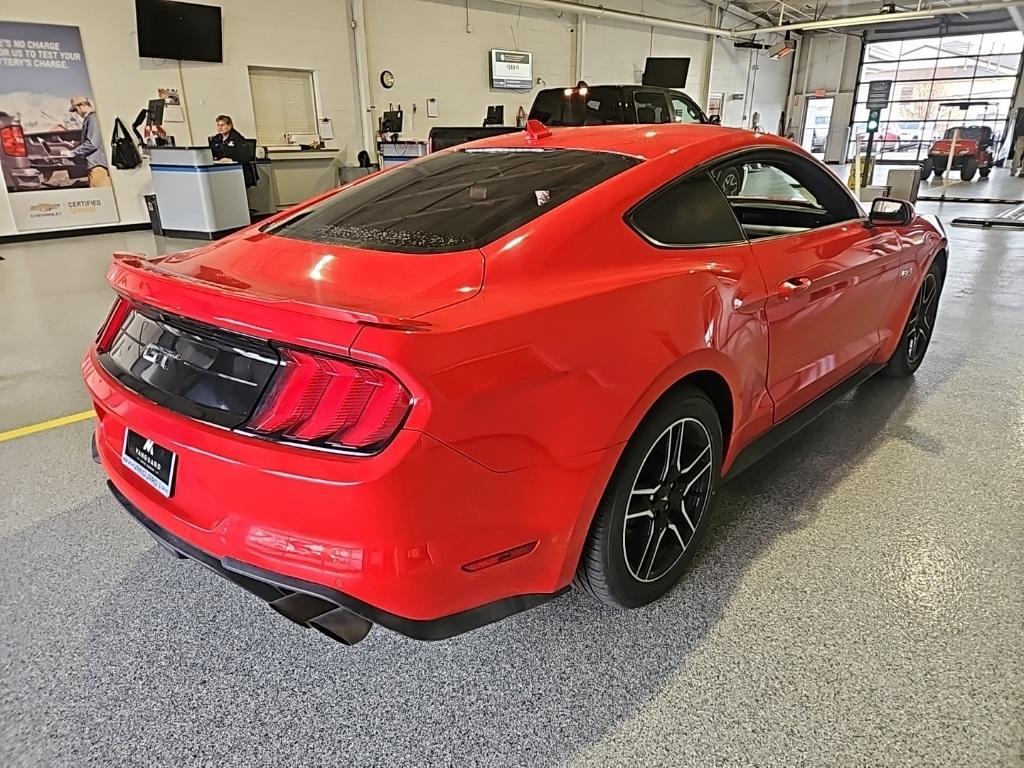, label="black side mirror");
[869,197,914,227]
[707,115,721,125]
